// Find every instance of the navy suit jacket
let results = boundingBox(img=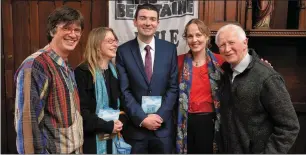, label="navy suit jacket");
[116,37,178,140]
